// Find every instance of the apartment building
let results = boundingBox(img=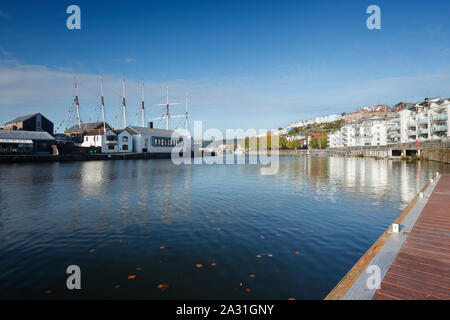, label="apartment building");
[328,97,449,148]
